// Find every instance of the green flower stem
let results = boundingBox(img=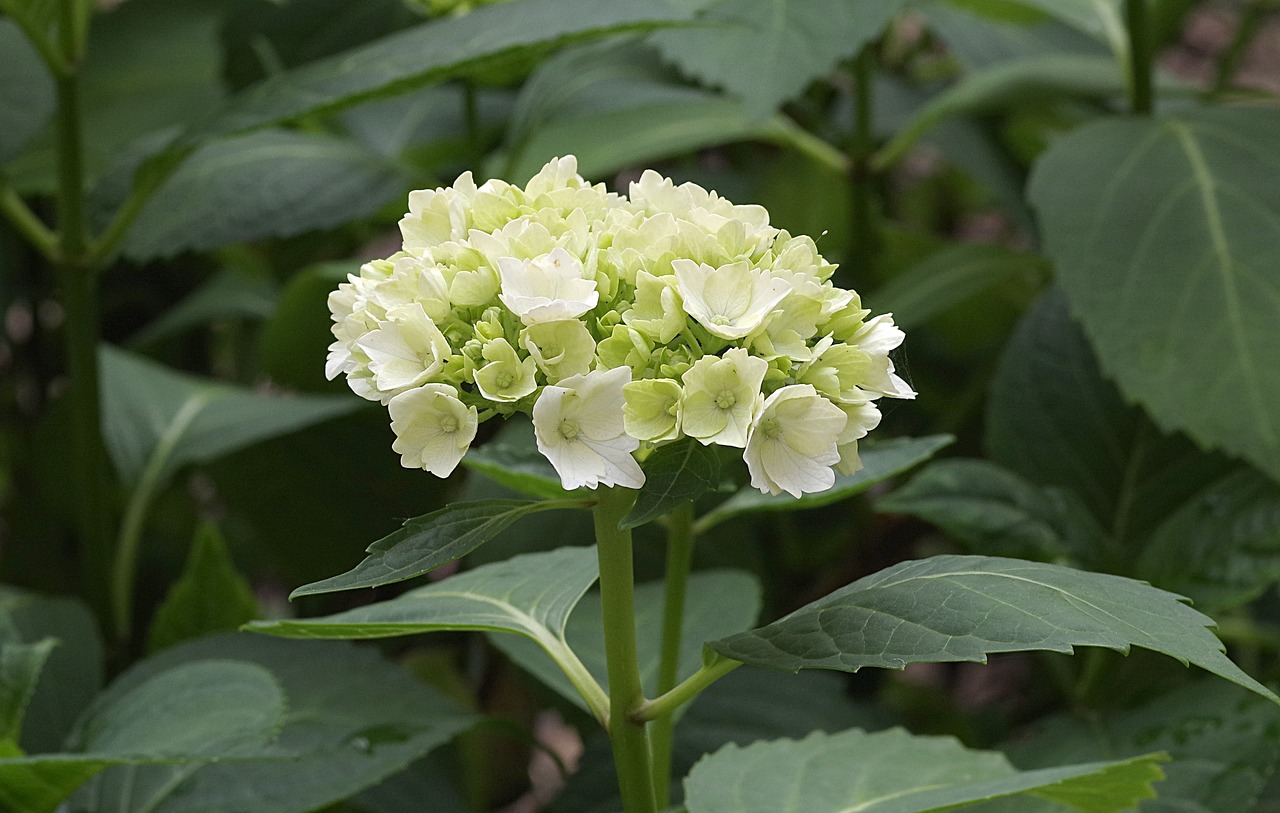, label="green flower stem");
[848,45,880,276]
[0,184,57,260]
[1125,0,1153,115]
[649,502,695,808]
[593,487,657,813]
[630,656,740,724]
